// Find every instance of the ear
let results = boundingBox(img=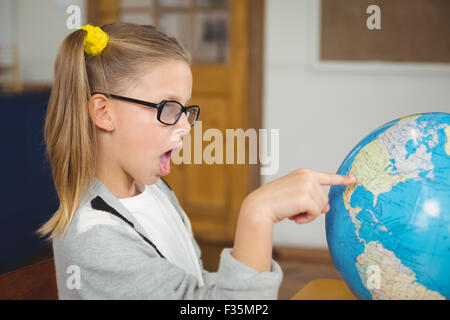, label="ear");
[89,93,115,131]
